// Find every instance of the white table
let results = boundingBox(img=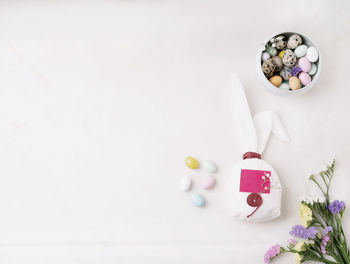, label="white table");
[0,1,349,263]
